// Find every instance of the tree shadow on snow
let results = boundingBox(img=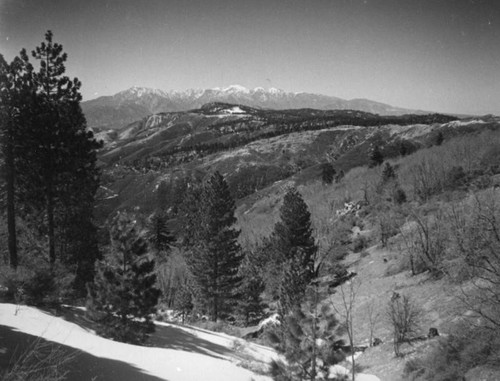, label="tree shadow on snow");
[0,325,167,381]
[58,306,234,361]
[148,323,234,360]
